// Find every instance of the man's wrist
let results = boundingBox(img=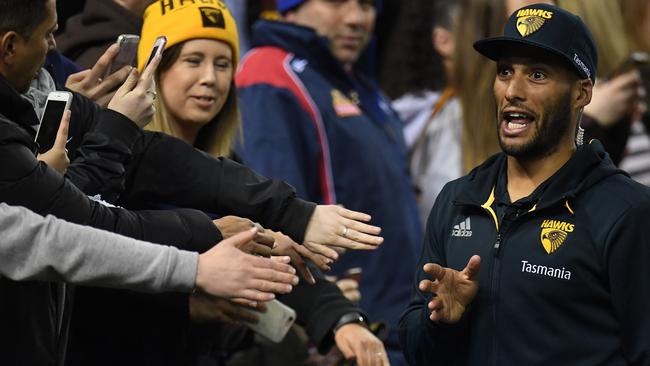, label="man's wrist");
[333,312,366,334]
